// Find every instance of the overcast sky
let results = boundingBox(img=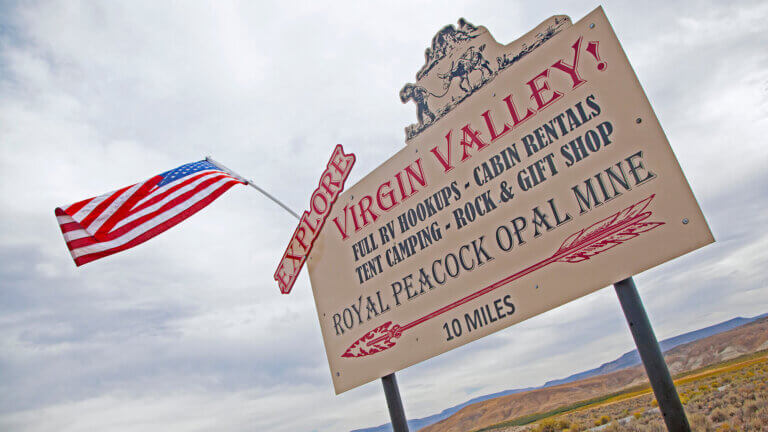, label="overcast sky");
[1,1,766,431]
